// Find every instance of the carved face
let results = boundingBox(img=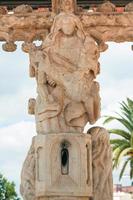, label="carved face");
[61,17,75,35]
[61,0,74,12]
